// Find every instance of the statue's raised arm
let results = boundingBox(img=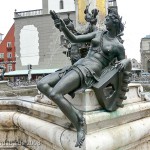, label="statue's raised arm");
[50,10,96,43]
[50,10,66,31]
